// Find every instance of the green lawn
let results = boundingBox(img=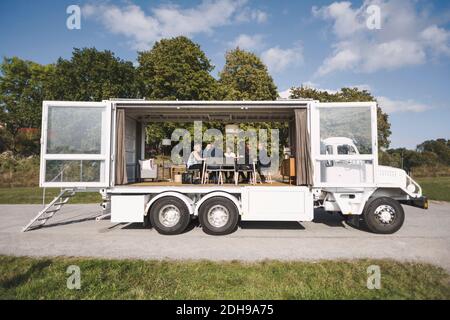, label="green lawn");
[0,187,101,204]
[416,176,450,202]
[0,256,449,299]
